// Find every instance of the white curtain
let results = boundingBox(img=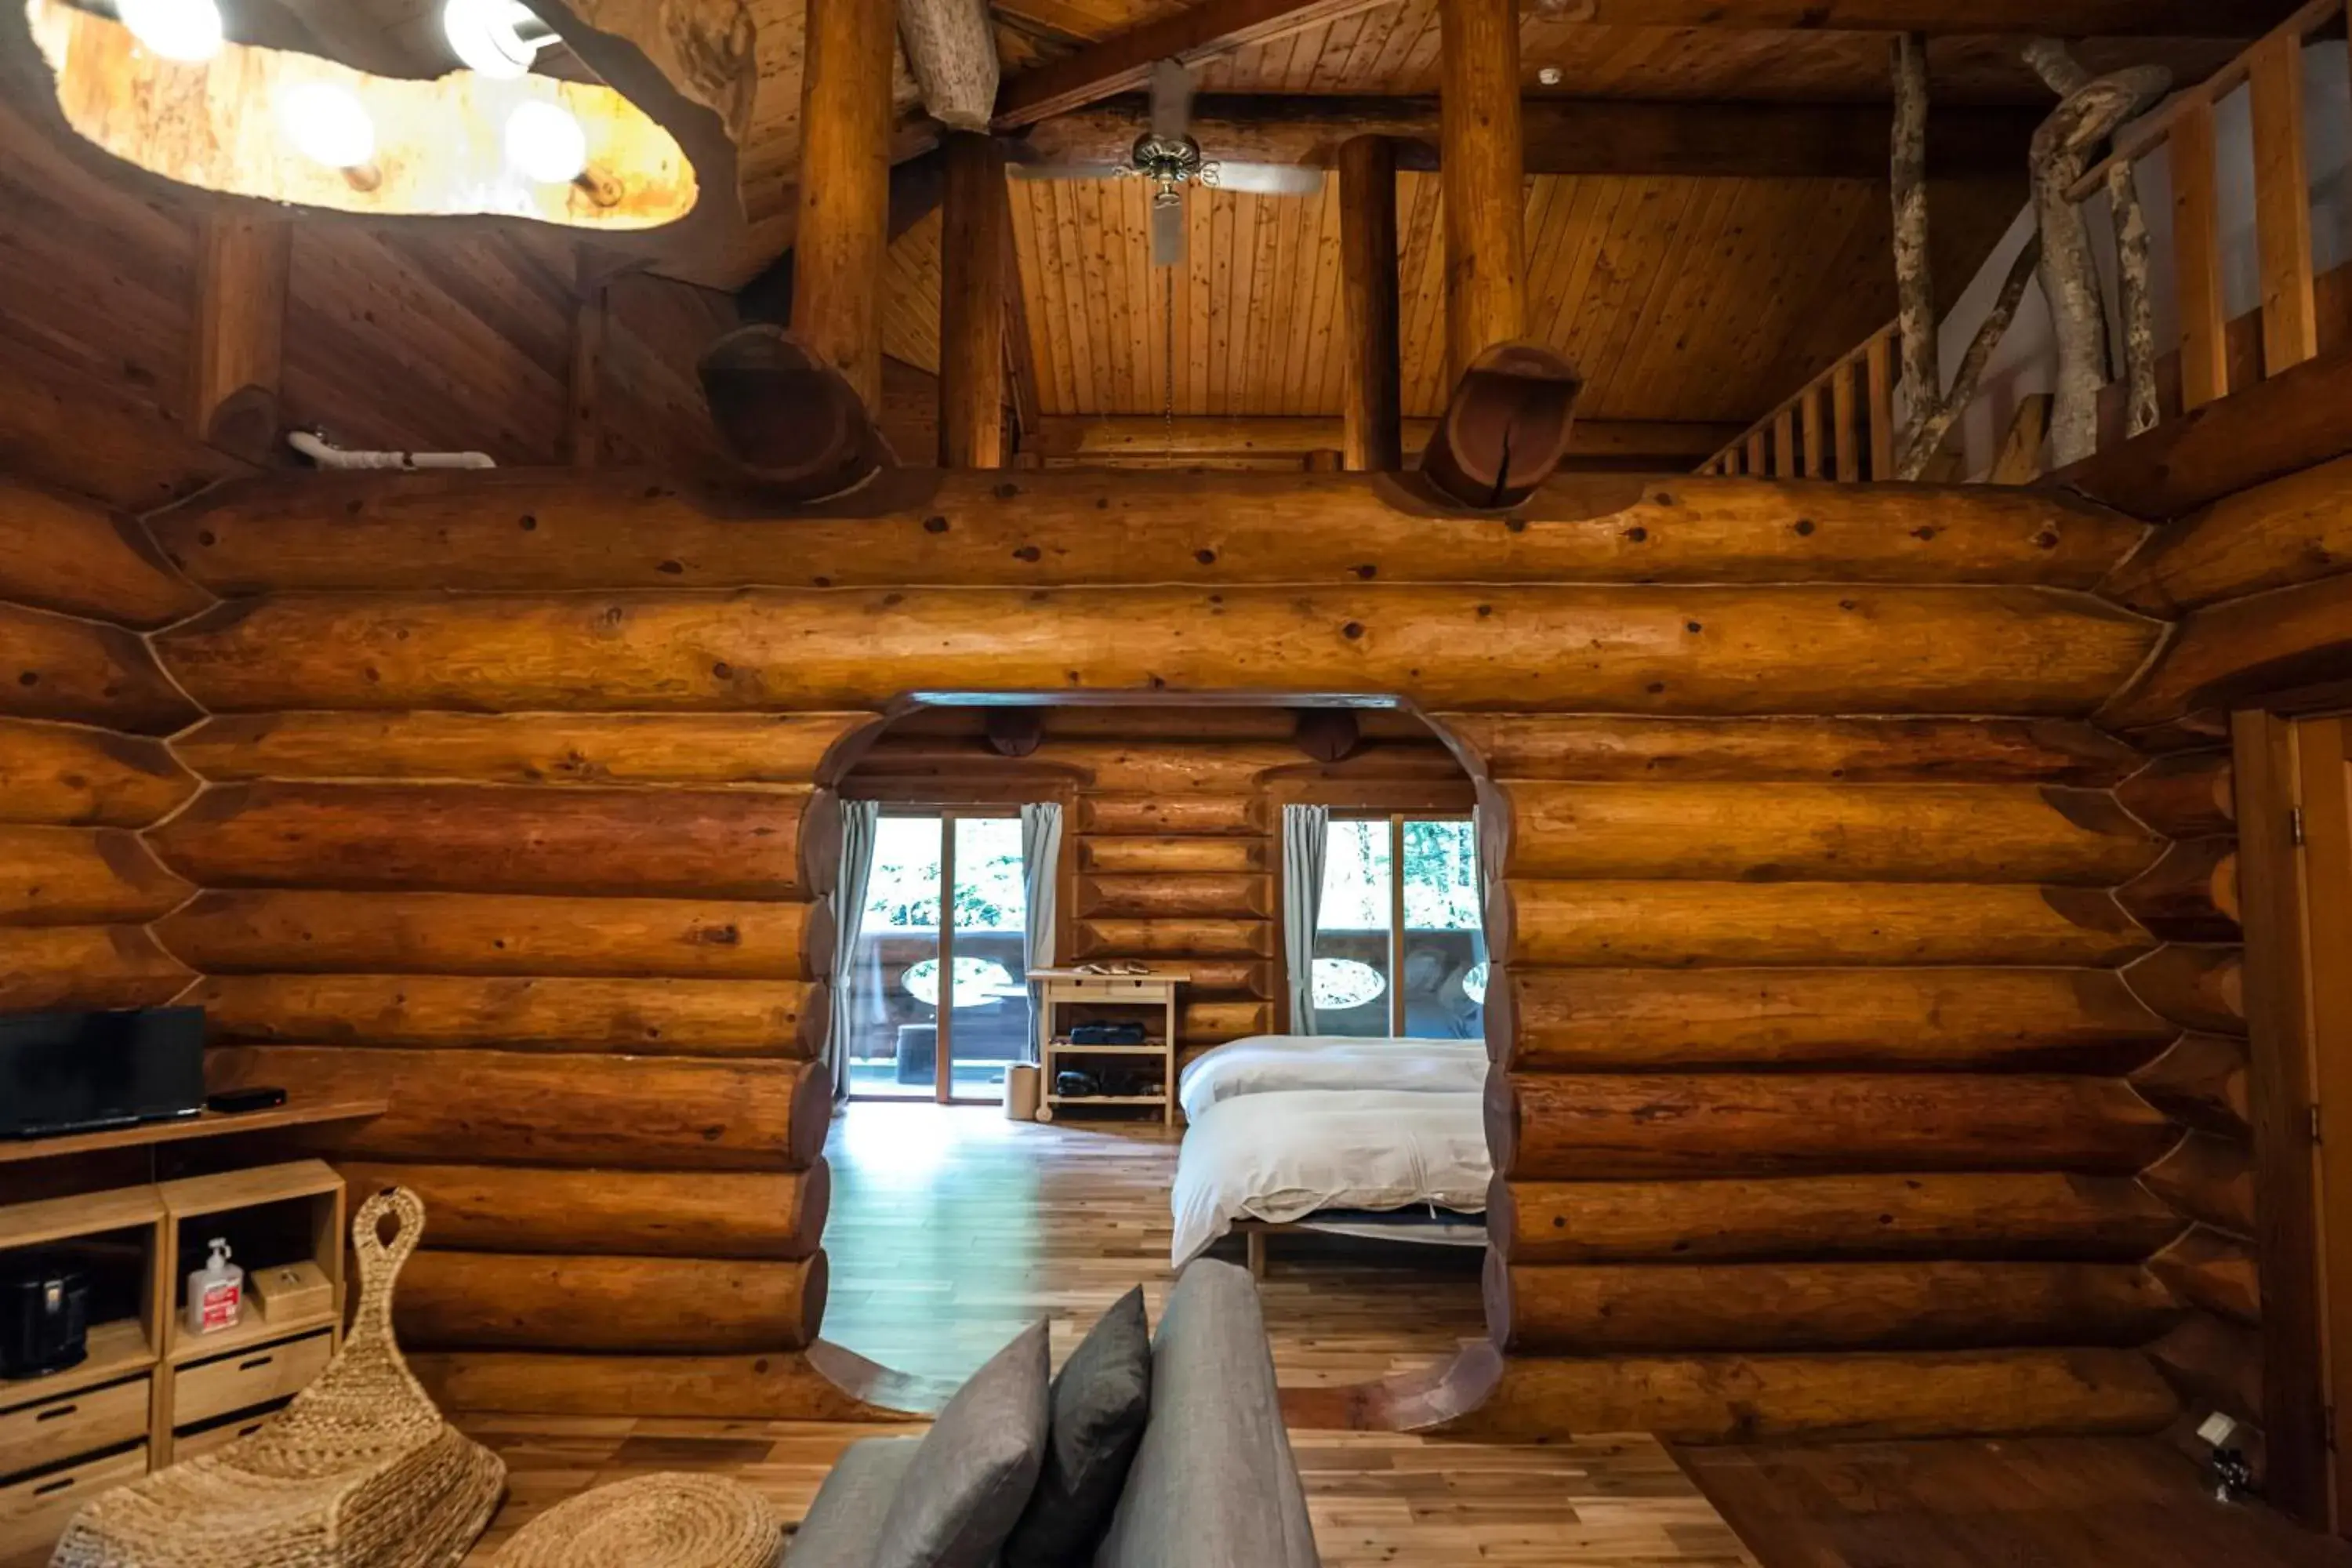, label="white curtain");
[1282,804,1329,1035]
[1020,802,1063,1064]
[827,800,880,1109]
